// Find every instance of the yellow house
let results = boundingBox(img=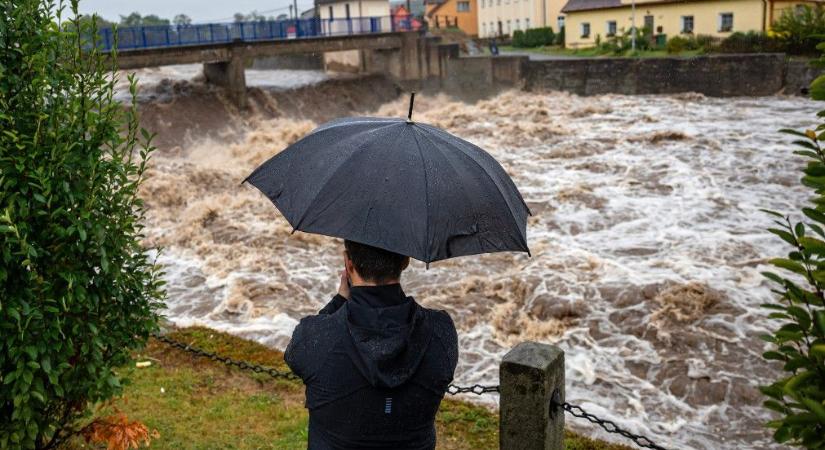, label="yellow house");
[561,0,823,48]
[425,0,480,36]
[477,0,568,37]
